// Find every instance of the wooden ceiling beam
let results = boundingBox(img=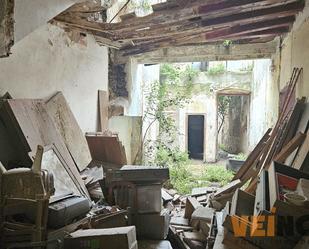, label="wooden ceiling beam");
[114,1,301,42]
[114,0,294,33]
[120,14,296,55]
[113,40,279,64]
